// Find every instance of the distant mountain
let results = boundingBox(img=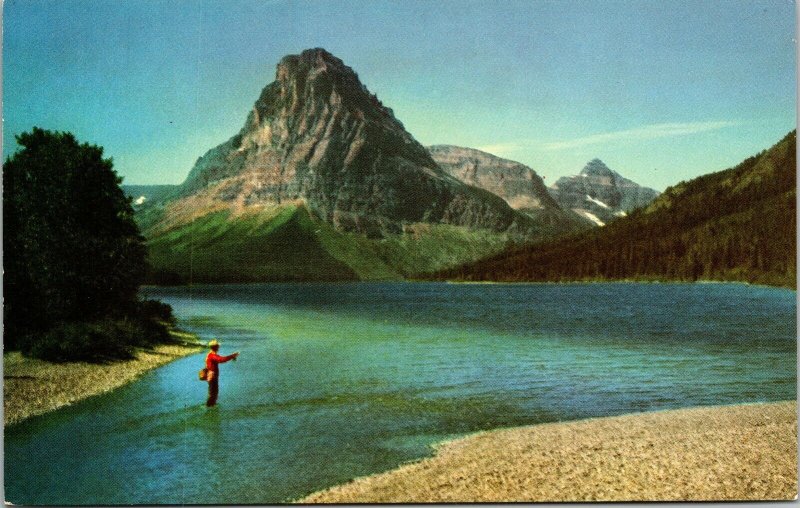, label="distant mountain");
[428,145,559,211]
[138,49,582,283]
[121,185,177,207]
[549,159,660,225]
[428,145,586,233]
[436,131,796,287]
